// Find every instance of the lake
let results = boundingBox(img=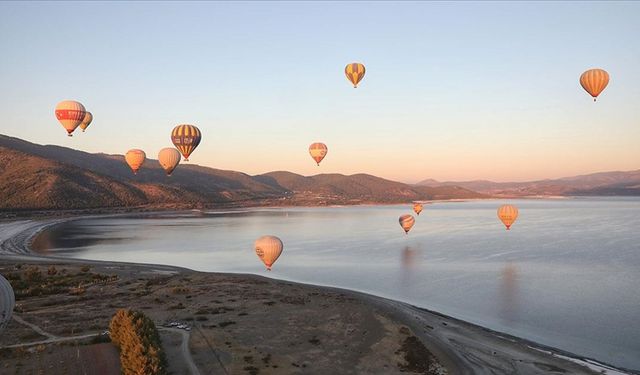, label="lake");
[32,198,640,371]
